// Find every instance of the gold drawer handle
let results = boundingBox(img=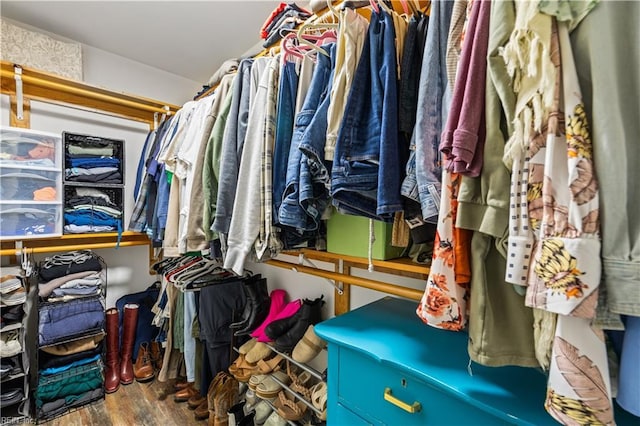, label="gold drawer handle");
[383,387,422,413]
